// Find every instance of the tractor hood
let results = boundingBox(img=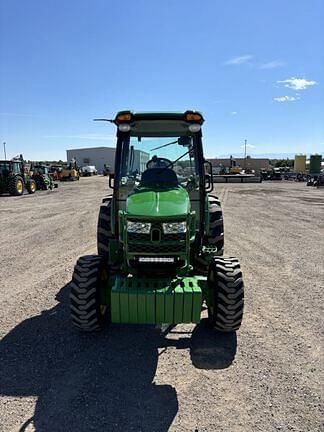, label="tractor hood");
[126,187,190,218]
